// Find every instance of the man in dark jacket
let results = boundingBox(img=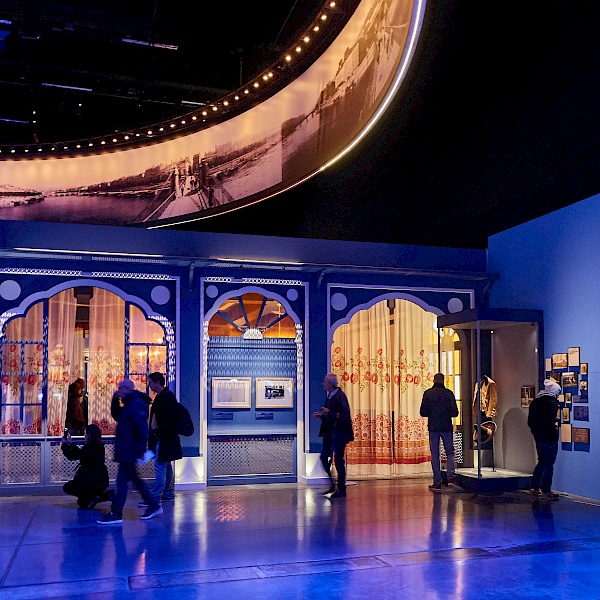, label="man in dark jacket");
[97,378,162,524]
[314,373,354,498]
[528,379,561,500]
[142,371,183,506]
[420,373,460,491]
